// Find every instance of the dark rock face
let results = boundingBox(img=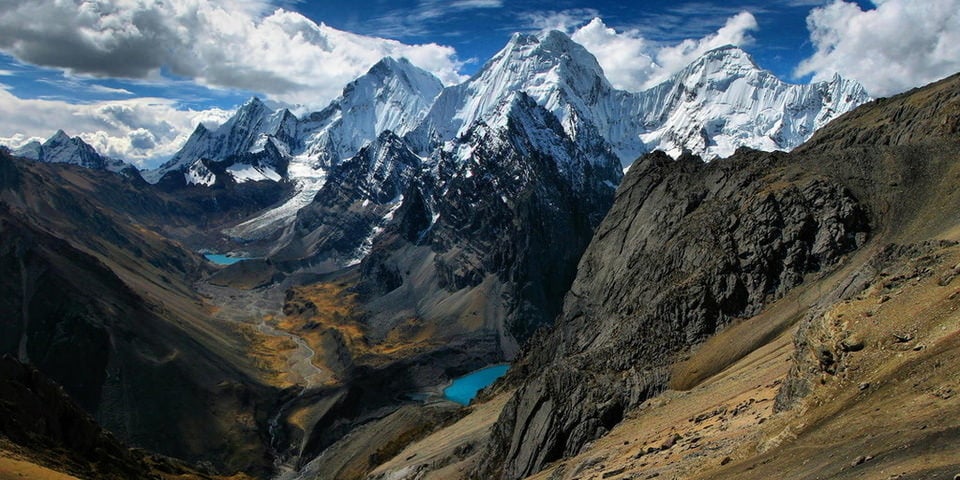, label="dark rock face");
[272,131,422,266]
[477,149,870,479]
[477,72,960,480]
[357,94,622,348]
